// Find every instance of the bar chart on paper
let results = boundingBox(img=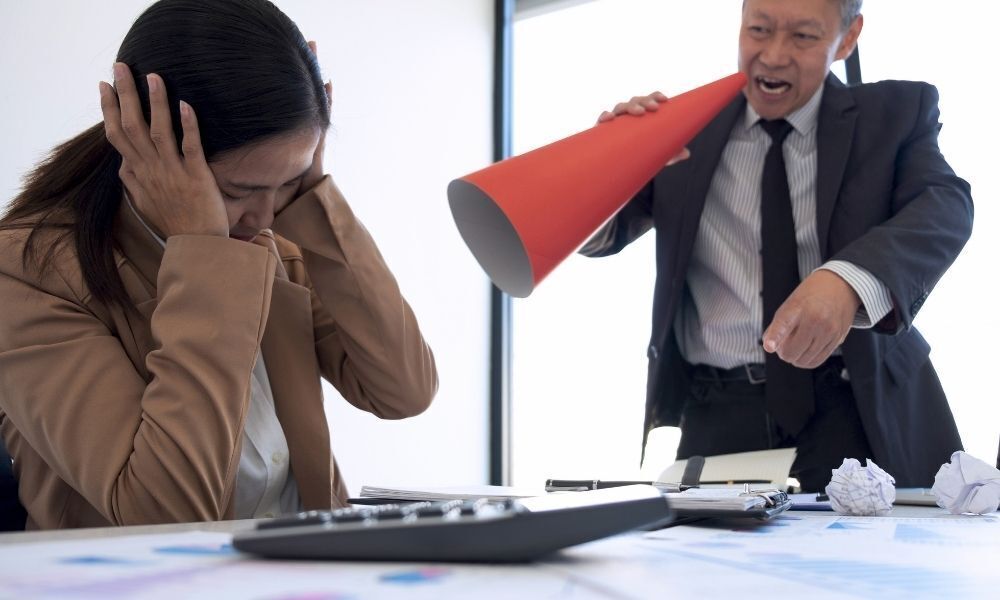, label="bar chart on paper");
[628,515,1000,597]
[0,531,607,599]
[1,513,996,599]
